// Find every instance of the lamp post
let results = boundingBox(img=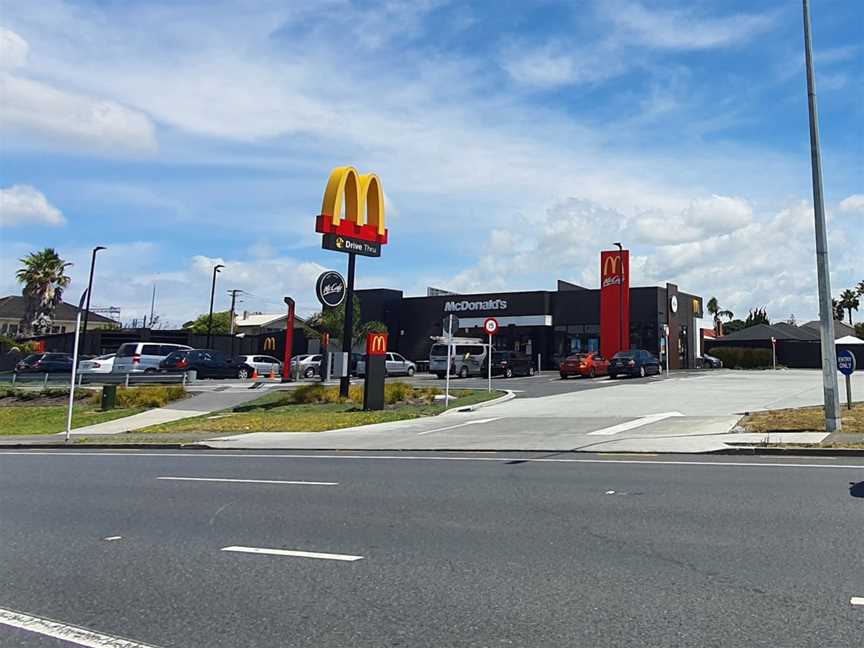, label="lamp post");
[206,264,225,348]
[80,246,106,354]
[614,241,624,353]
